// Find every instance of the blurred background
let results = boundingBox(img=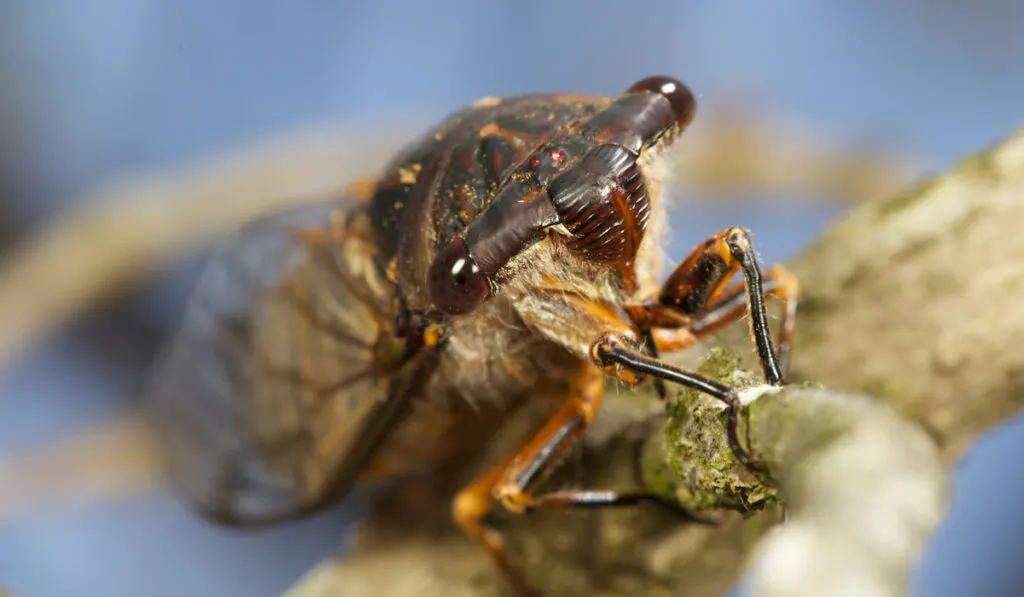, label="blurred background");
[0,1,1022,596]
